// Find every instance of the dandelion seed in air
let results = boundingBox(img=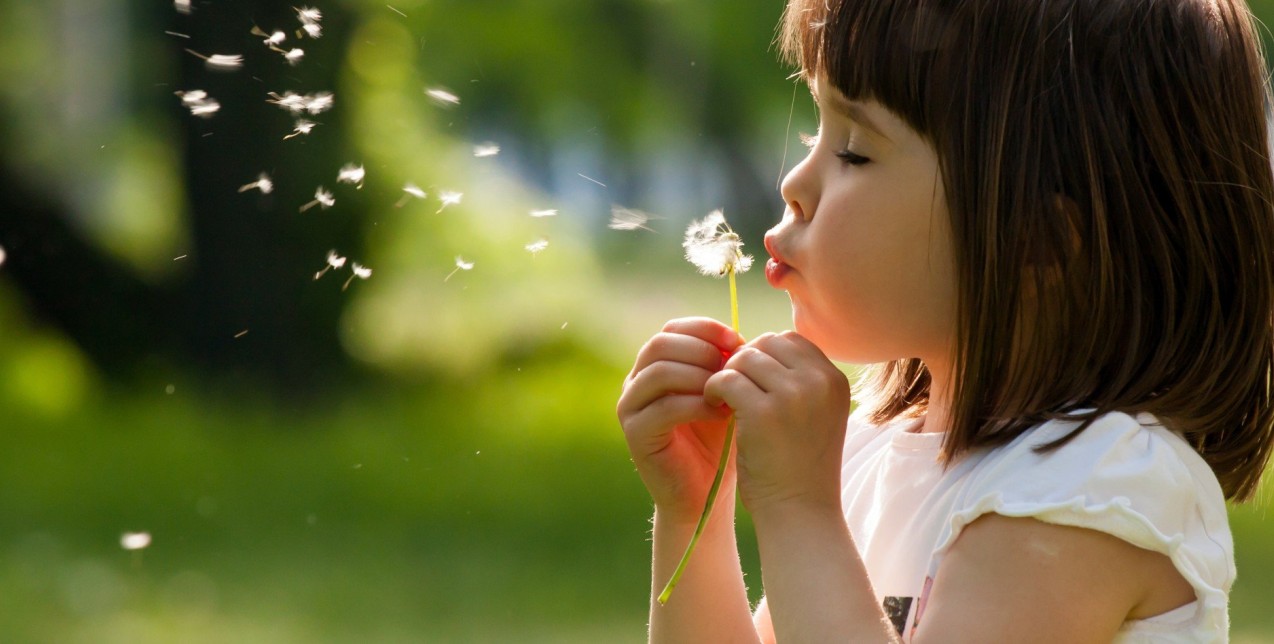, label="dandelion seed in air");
[525,238,550,256]
[238,172,274,194]
[174,0,192,15]
[473,143,500,158]
[436,191,463,213]
[395,183,427,207]
[297,6,323,38]
[266,31,287,46]
[343,263,372,291]
[529,209,558,218]
[176,90,220,118]
[268,91,334,115]
[444,256,474,282]
[299,187,335,212]
[282,48,305,65]
[186,49,244,71]
[120,532,152,551]
[337,163,365,189]
[283,119,316,140]
[609,206,655,232]
[425,88,460,107]
[314,249,347,280]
